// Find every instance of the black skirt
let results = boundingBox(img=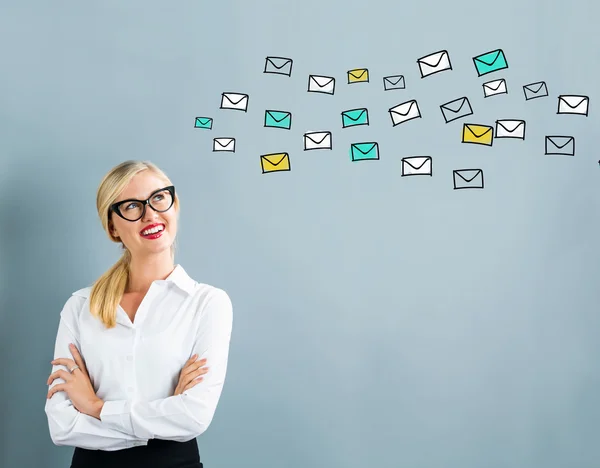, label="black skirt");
[70,438,203,468]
